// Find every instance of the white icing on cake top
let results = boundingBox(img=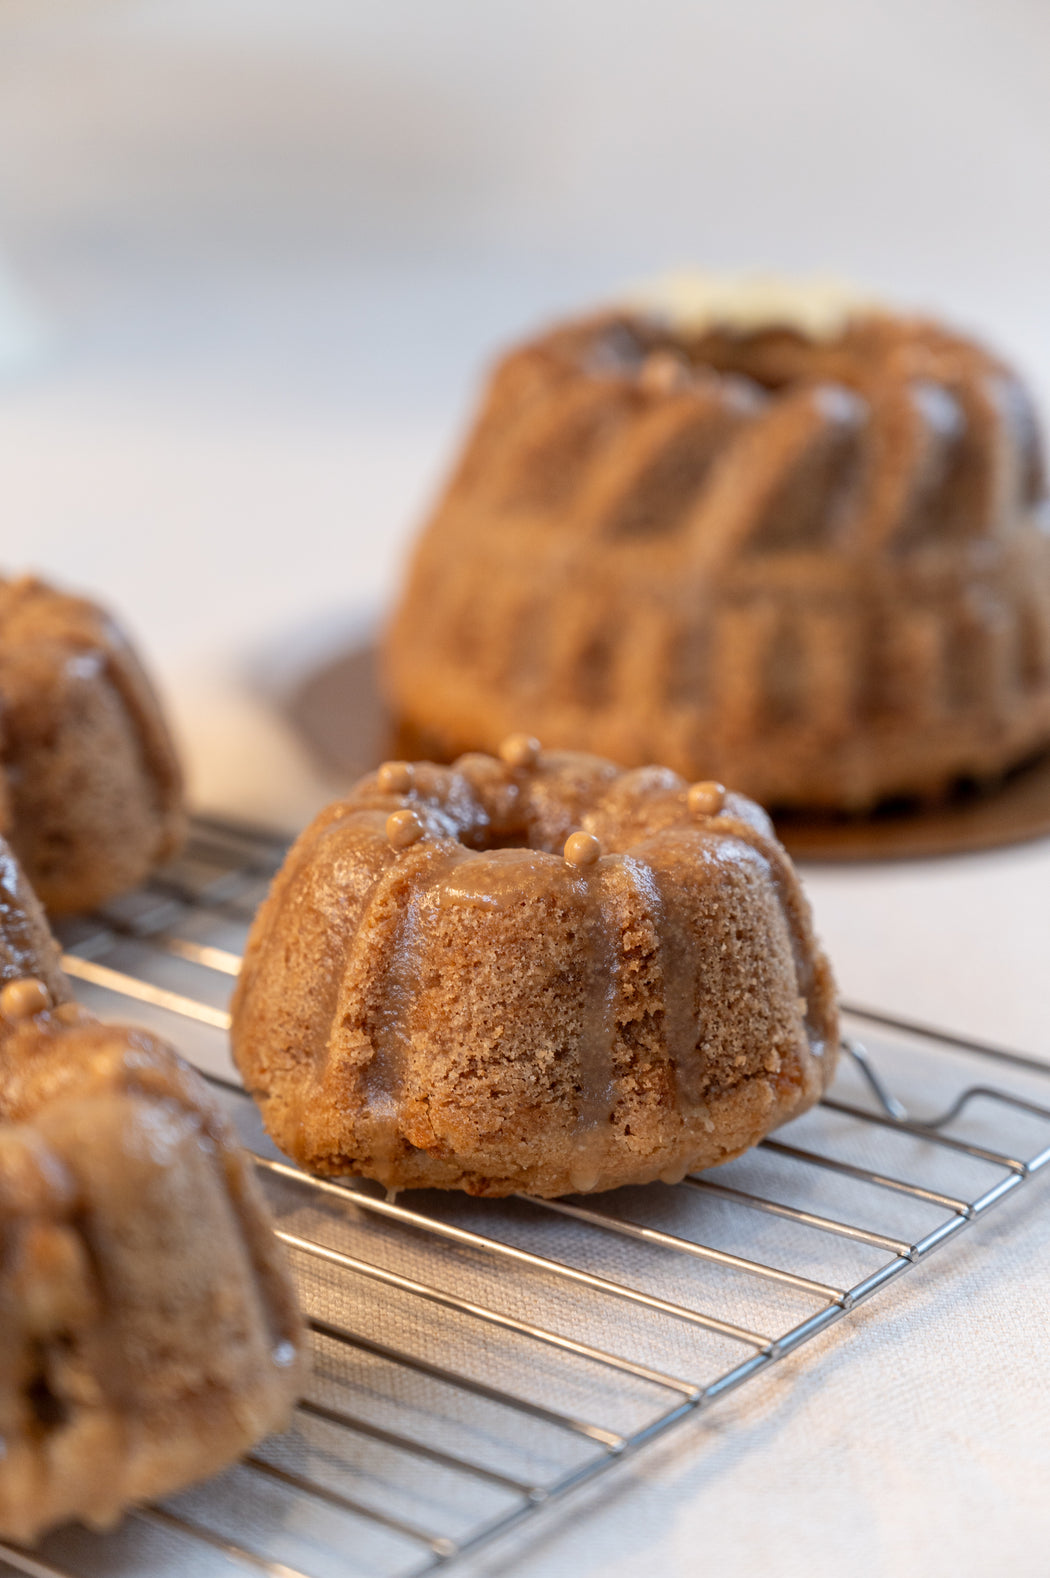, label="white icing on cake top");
[624,271,880,341]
